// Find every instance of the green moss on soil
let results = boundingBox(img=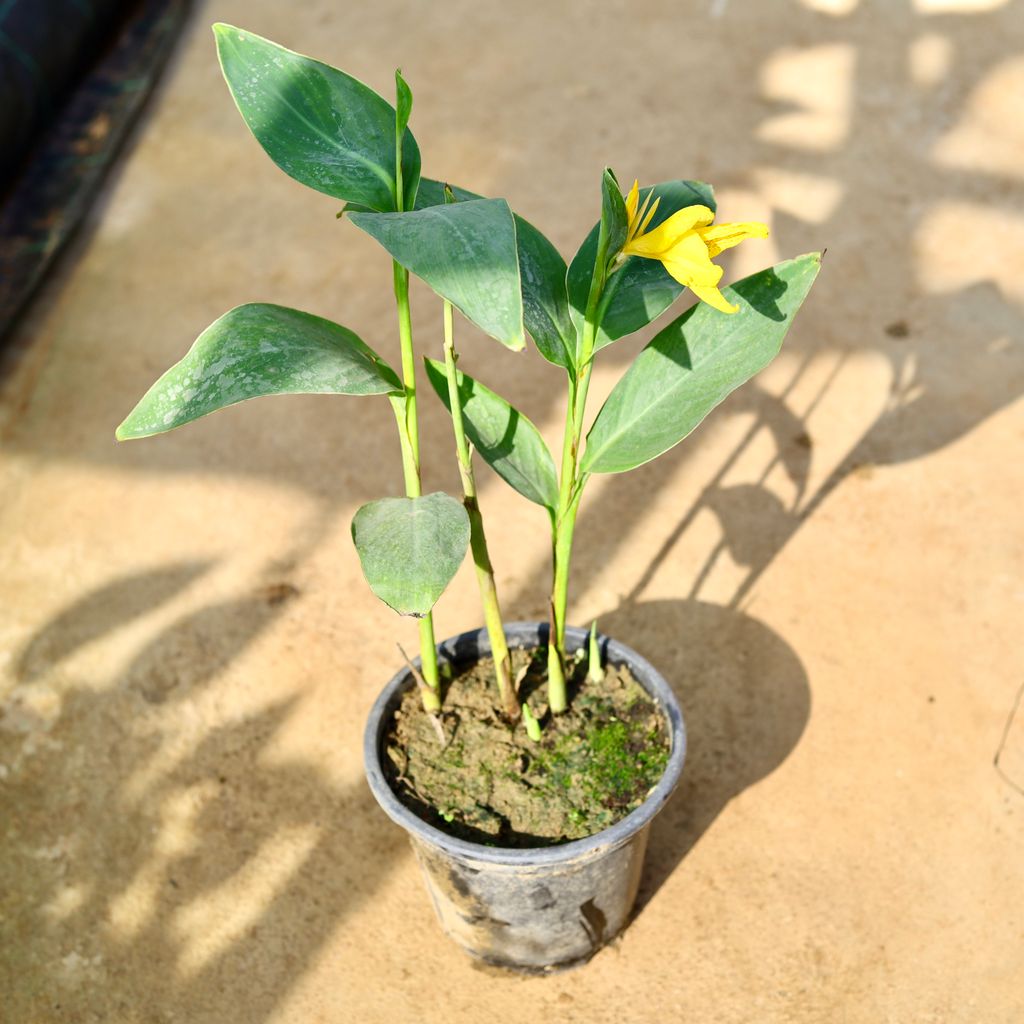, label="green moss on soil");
[383,646,671,847]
